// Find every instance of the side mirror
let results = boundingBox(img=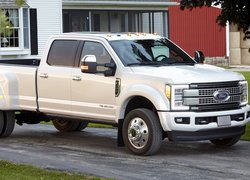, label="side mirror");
[104,62,116,76]
[194,50,205,64]
[80,55,97,73]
